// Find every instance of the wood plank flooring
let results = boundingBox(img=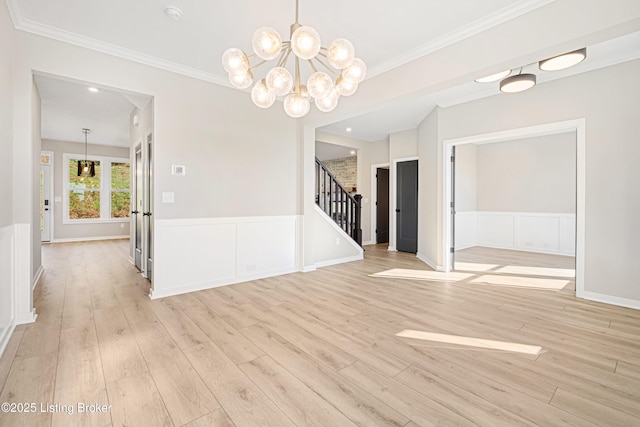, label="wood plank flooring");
[1,240,640,426]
